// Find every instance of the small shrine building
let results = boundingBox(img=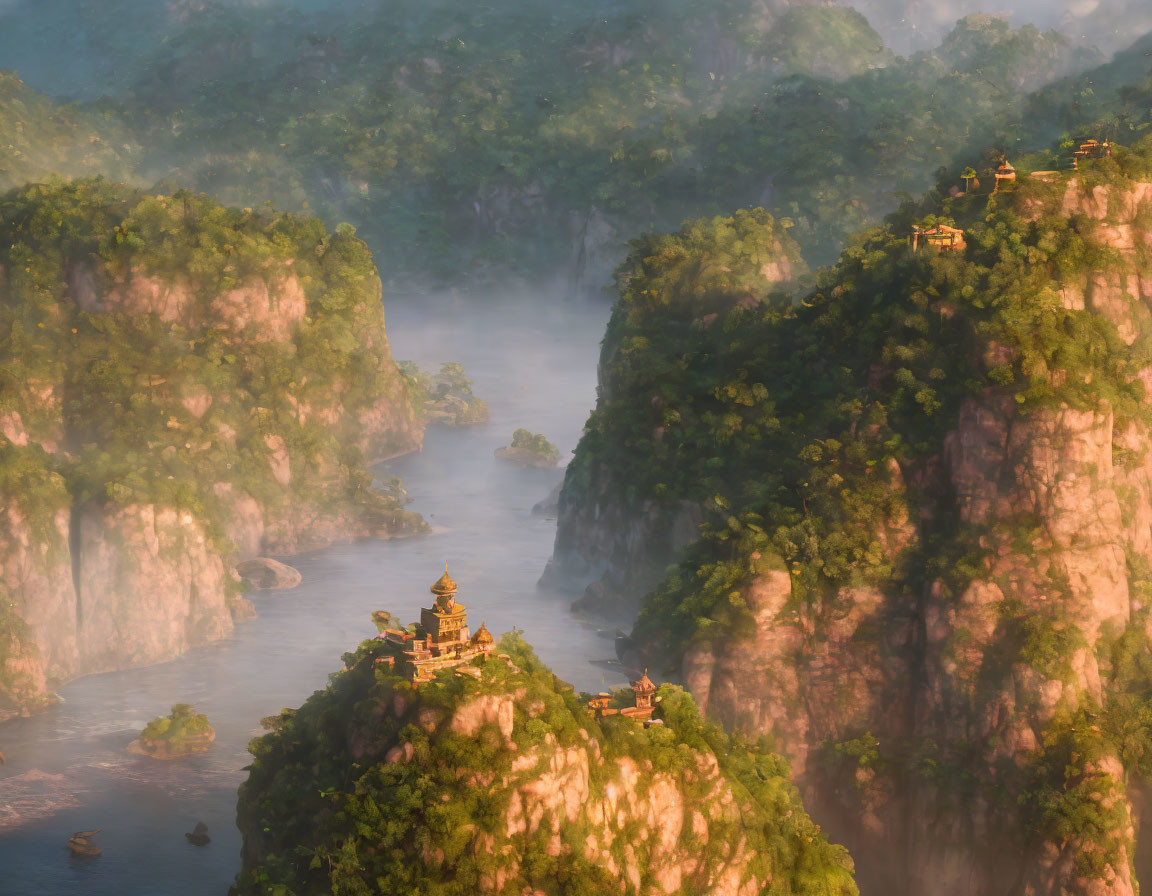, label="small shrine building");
[588,670,660,721]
